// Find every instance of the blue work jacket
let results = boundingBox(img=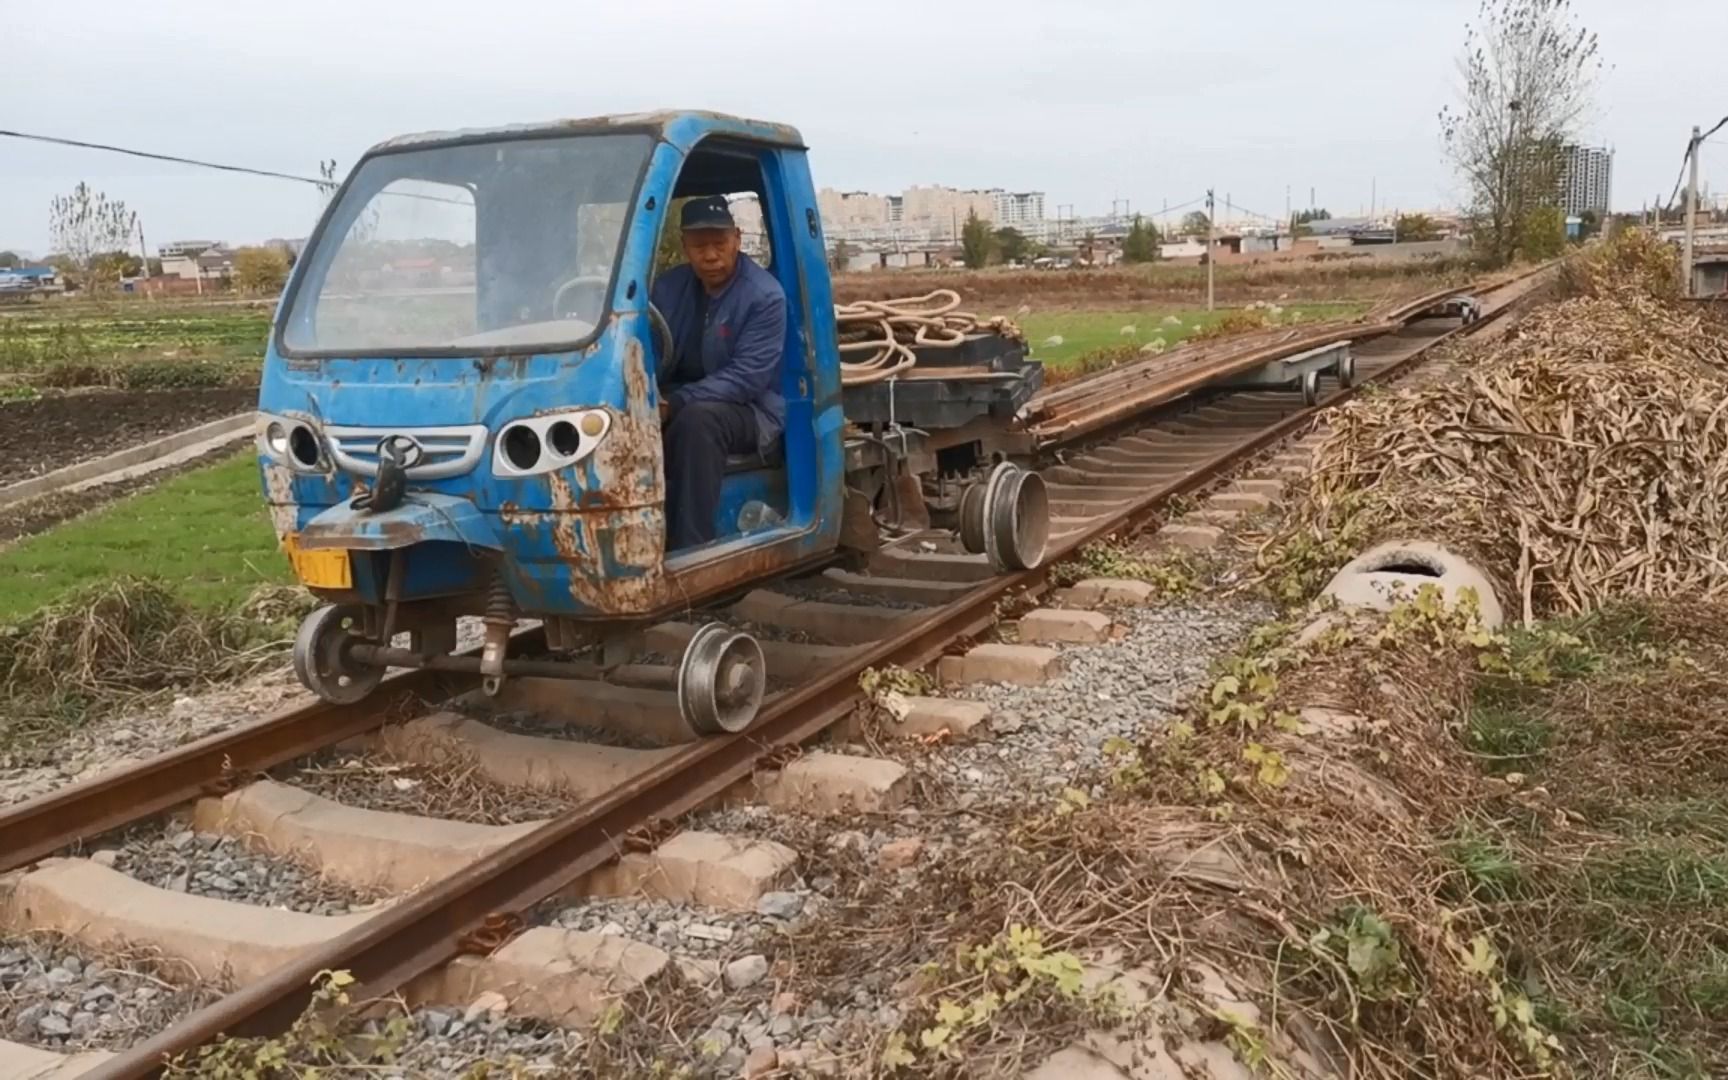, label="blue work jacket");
[650,254,787,453]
